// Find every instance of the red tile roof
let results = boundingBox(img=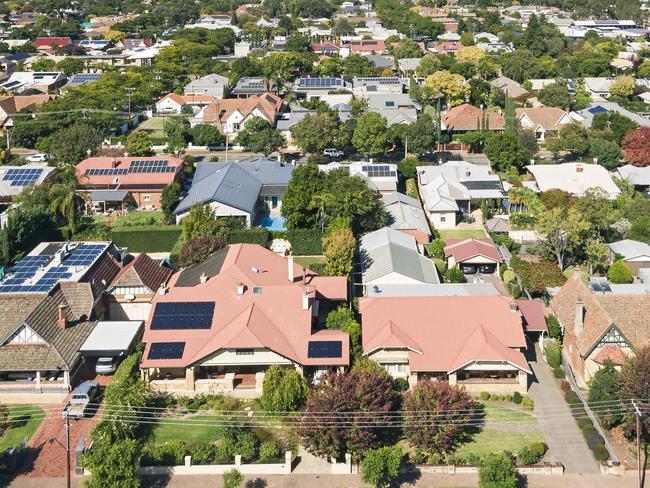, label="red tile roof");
[75,156,183,188]
[141,244,349,369]
[34,37,72,48]
[360,295,529,373]
[593,344,626,365]
[442,103,505,131]
[516,299,548,332]
[444,238,502,263]
[350,39,385,53]
[111,253,172,292]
